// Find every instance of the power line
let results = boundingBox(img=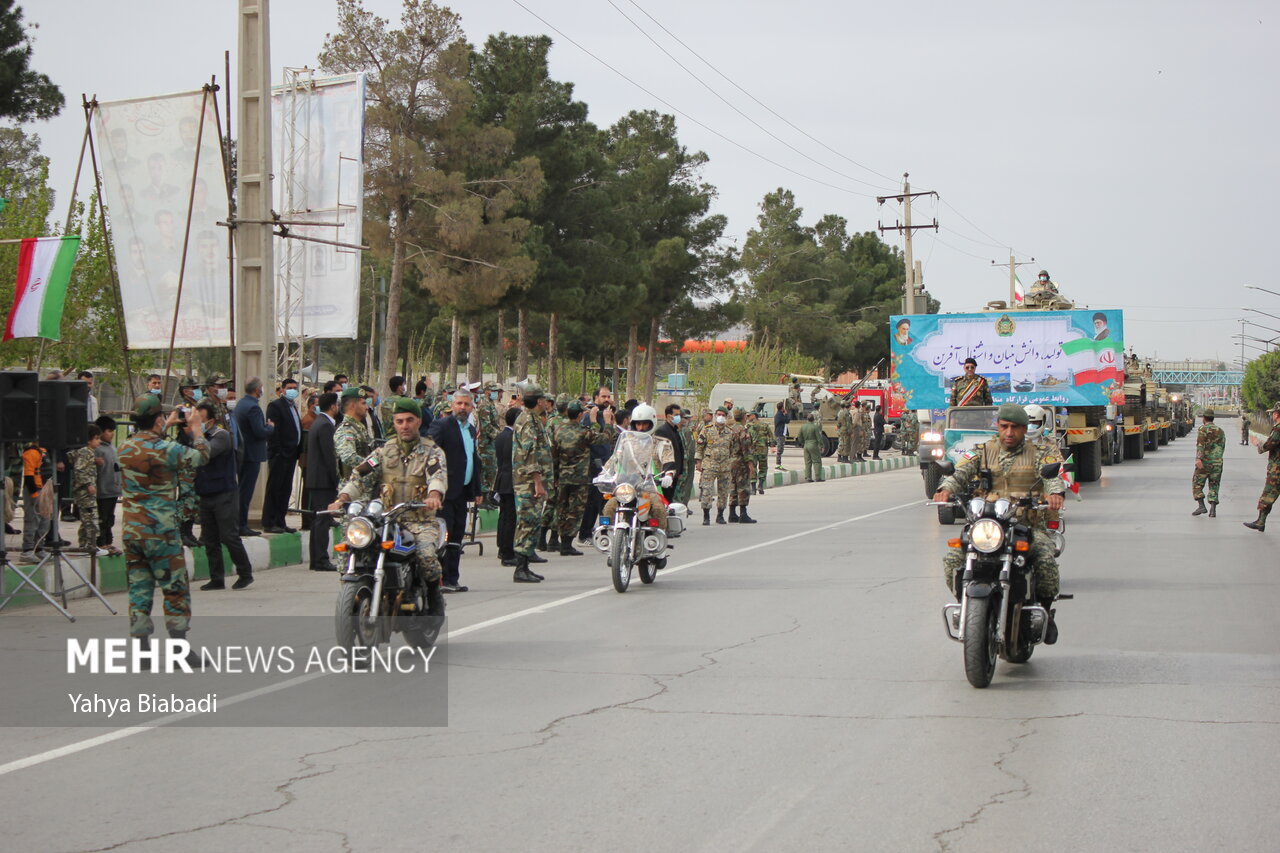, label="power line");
[509,0,880,198]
